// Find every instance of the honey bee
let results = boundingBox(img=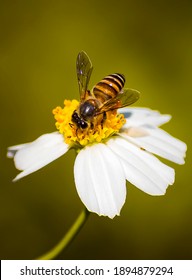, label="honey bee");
[71,51,140,129]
